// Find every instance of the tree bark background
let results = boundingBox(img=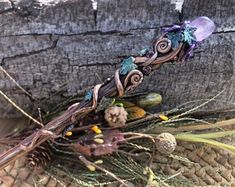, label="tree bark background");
[0,0,234,118]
